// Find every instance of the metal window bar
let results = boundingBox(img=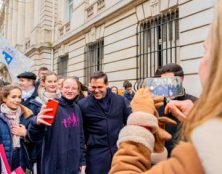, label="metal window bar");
[84,39,104,84]
[137,9,179,80]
